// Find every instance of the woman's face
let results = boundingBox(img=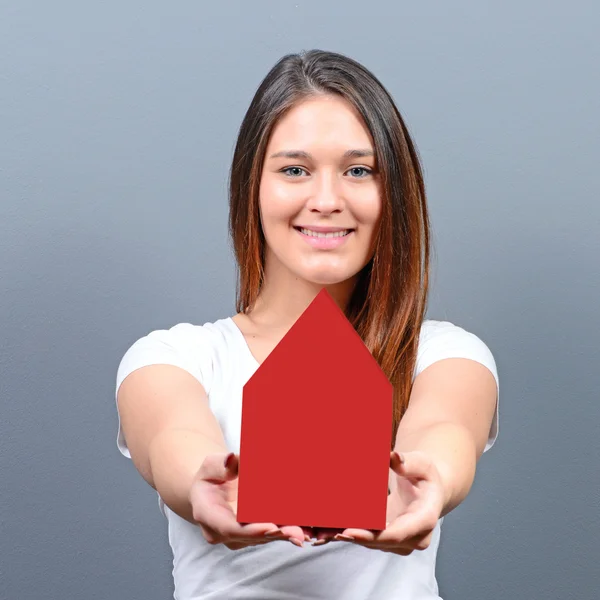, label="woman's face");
[259,95,382,286]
